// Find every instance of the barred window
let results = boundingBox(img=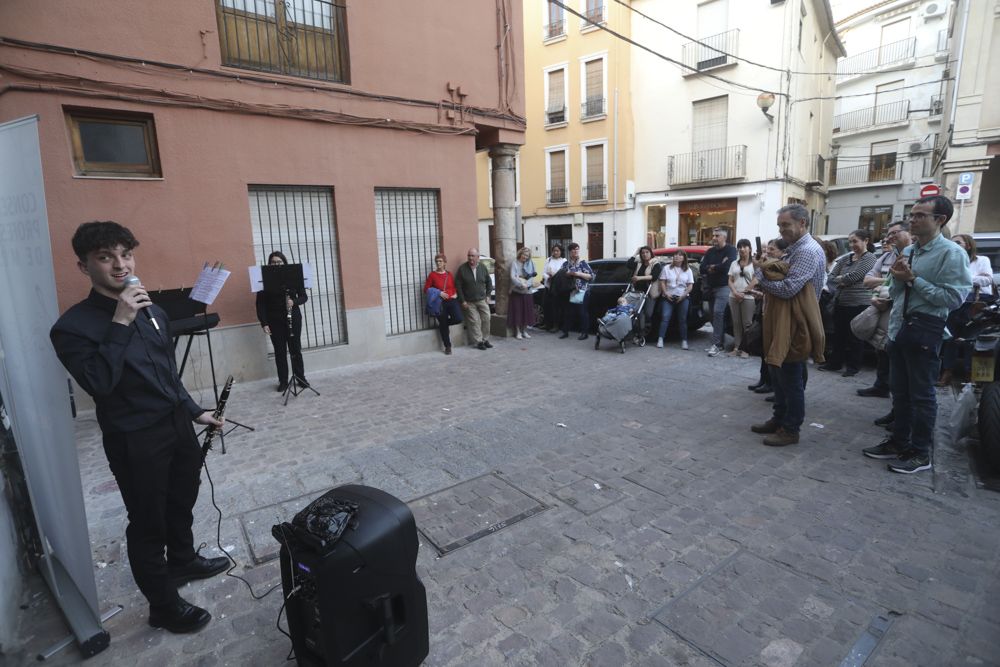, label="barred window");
[215,0,349,83]
[374,189,442,336]
[249,186,347,349]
